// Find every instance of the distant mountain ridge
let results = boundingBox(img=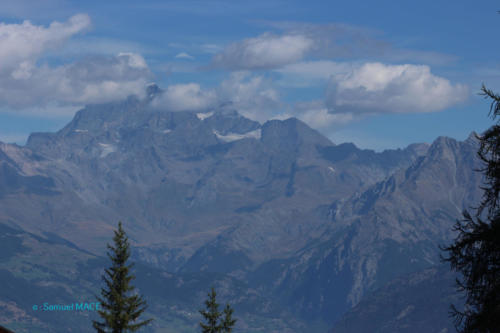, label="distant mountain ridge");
[0,88,482,332]
[249,132,482,324]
